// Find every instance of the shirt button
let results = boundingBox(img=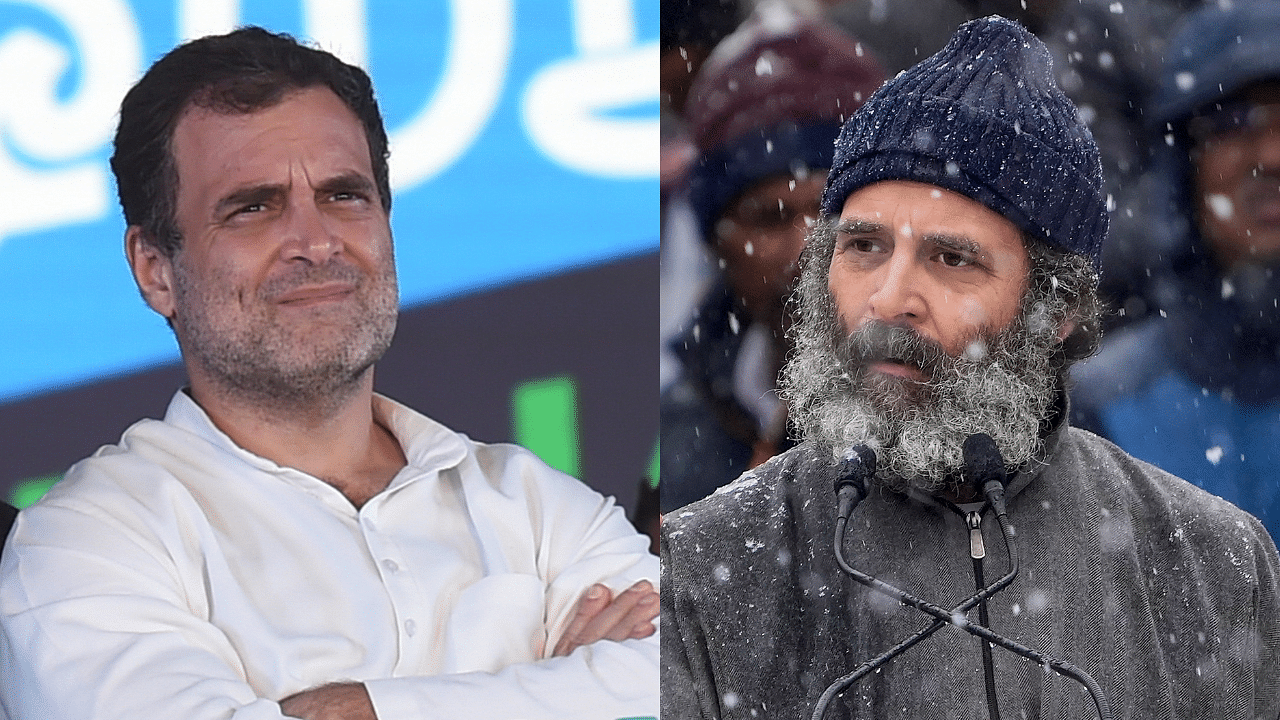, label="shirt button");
[404,619,417,637]
[382,559,401,573]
